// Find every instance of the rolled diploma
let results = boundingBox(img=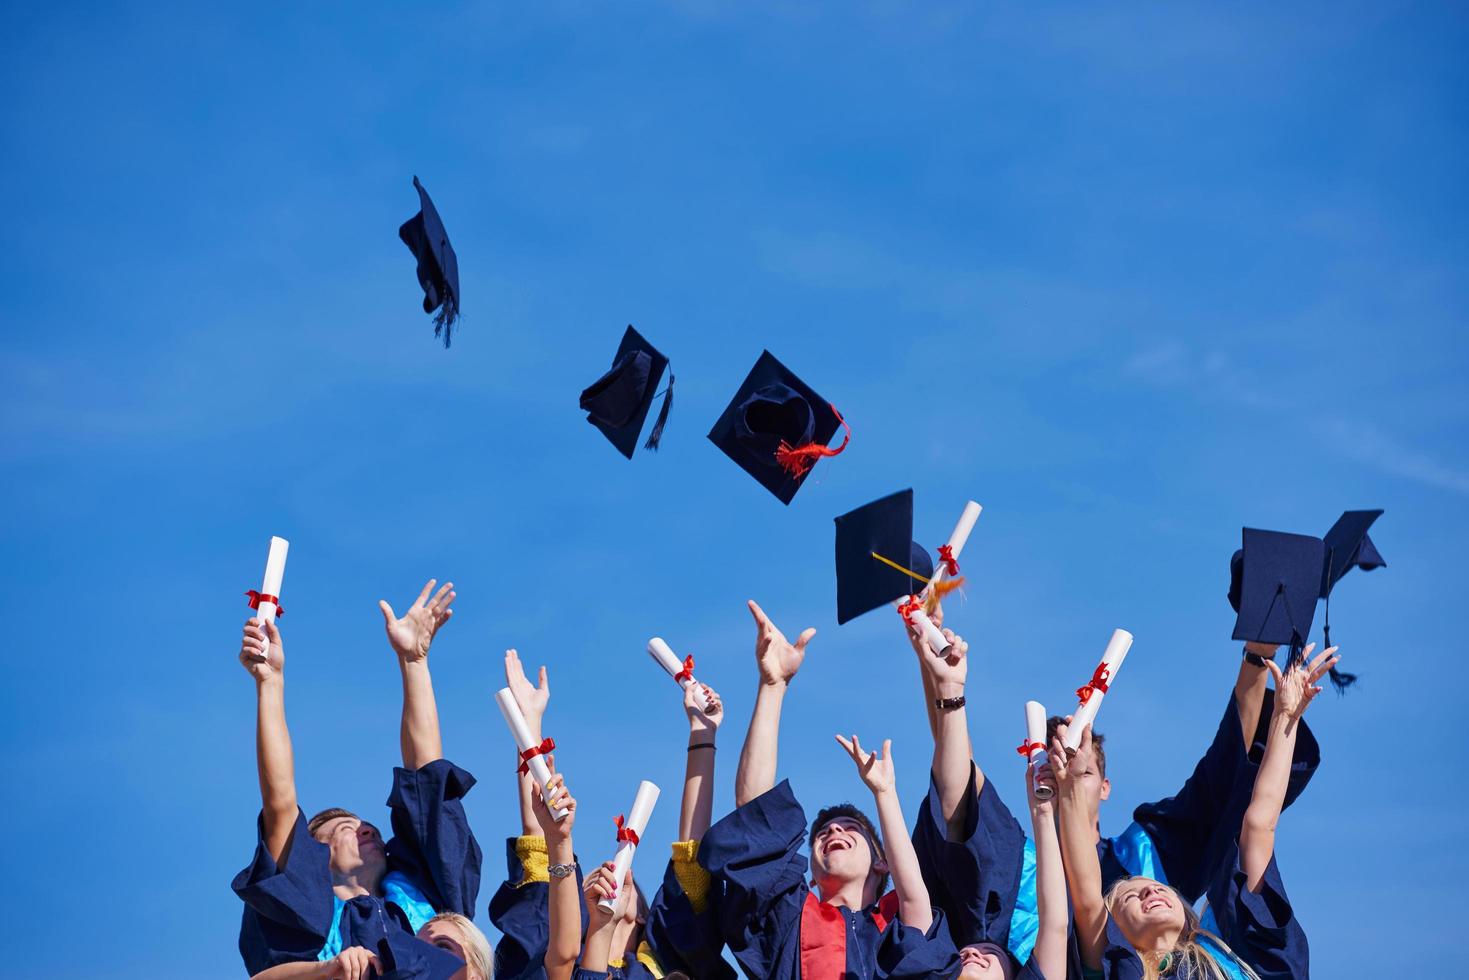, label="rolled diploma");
[1063,629,1133,751]
[1025,700,1052,801]
[495,687,569,821]
[256,536,289,625]
[598,780,661,914]
[914,501,983,656]
[648,637,695,690]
